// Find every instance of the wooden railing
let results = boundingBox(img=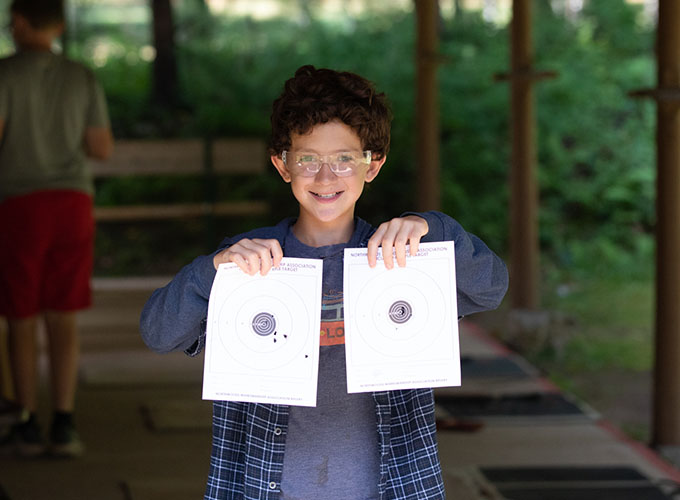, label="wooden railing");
[91,138,269,221]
